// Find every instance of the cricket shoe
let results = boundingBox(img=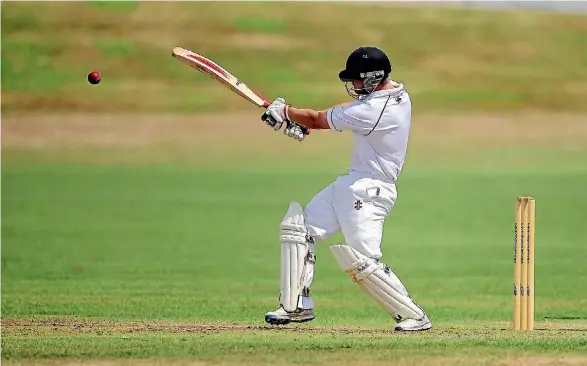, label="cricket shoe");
[265,306,315,325]
[394,313,432,332]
